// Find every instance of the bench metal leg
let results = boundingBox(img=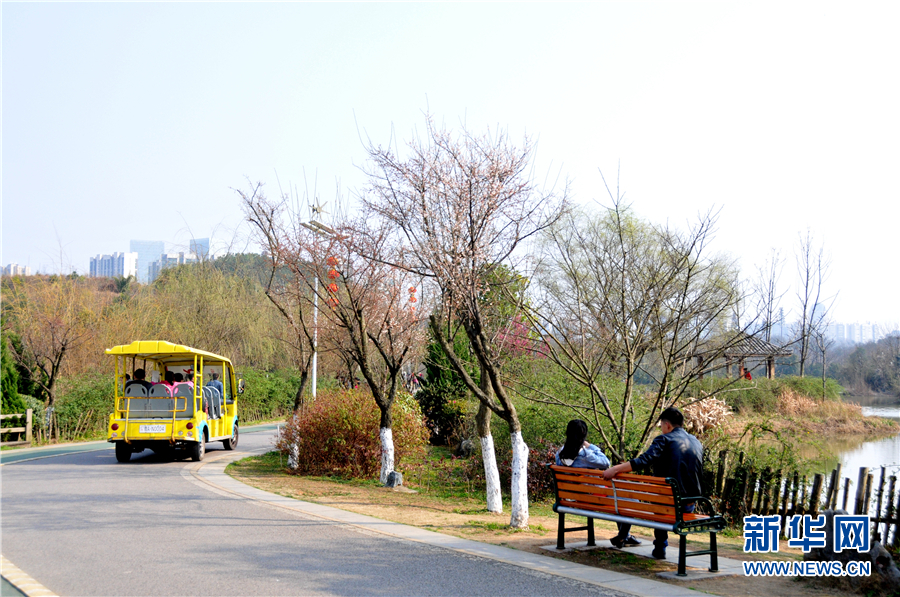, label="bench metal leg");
[557,512,566,550]
[708,532,718,572]
[677,535,687,577]
[587,517,595,547]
